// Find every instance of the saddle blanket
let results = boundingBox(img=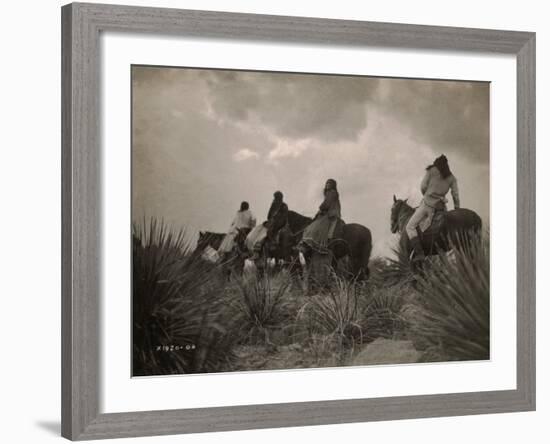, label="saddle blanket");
[201,245,220,263]
[245,224,268,252]
[302,216,345,254]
